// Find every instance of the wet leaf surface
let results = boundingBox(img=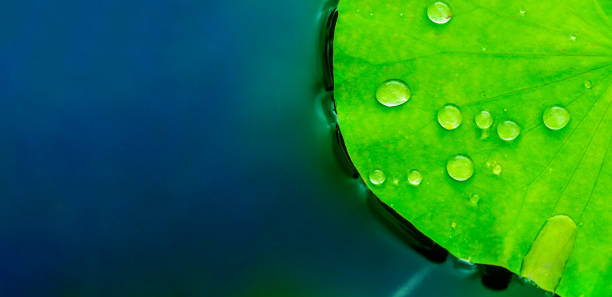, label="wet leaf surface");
[333,1,612,296]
